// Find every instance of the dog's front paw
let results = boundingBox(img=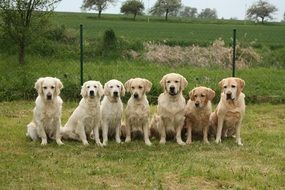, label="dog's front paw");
[125,137,131,143]
[103,141,108,146]
[83,140,89,146]
[215,138,222,144]
[177,140,186,146]
[159,139,166,144]
[186,140,192,144]
[145,140,152,146]
[116,138,121,144]
[41,139,47,146]
[56,139,64,146]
